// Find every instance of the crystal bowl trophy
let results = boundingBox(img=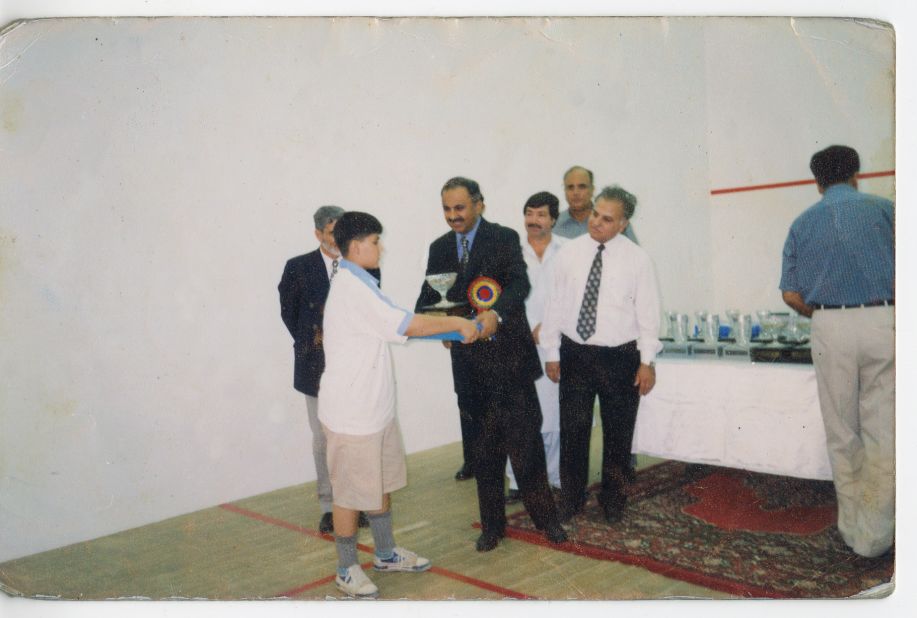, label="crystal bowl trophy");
[422,272,463,311]
[414,272,475,341]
